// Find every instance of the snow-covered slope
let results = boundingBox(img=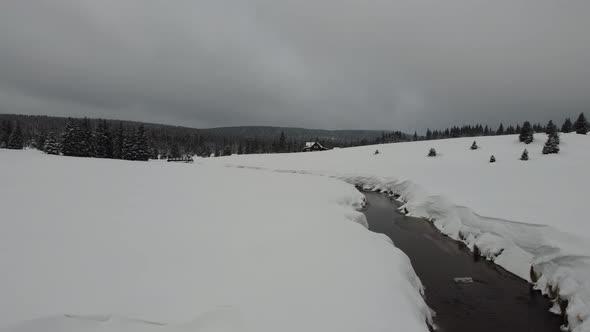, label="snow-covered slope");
[0,150,431,332]
[203,133,590,332]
